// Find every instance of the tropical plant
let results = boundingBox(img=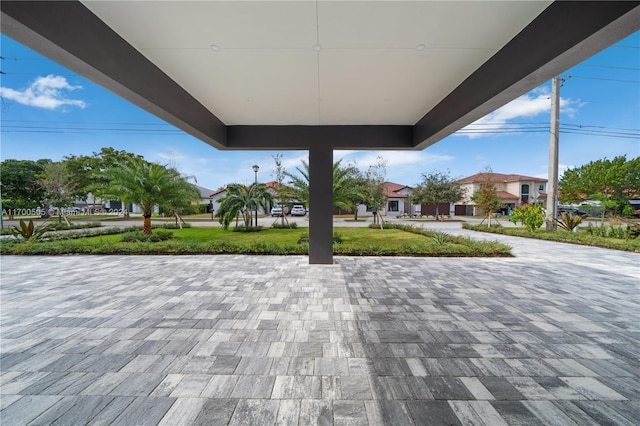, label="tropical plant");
[432,232,450,245]
[101,158,200,234]
[9,219,56,241]
[510,203,545,231]
[284,159,368,212]
[215,183,272,230]
[554,212,584,232]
